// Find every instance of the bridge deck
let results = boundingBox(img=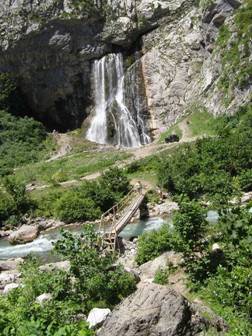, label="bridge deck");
[112,193,145,235]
